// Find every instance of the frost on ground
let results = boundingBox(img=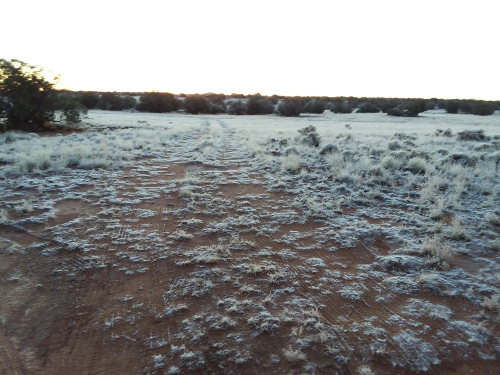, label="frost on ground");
[0,109,499,374]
